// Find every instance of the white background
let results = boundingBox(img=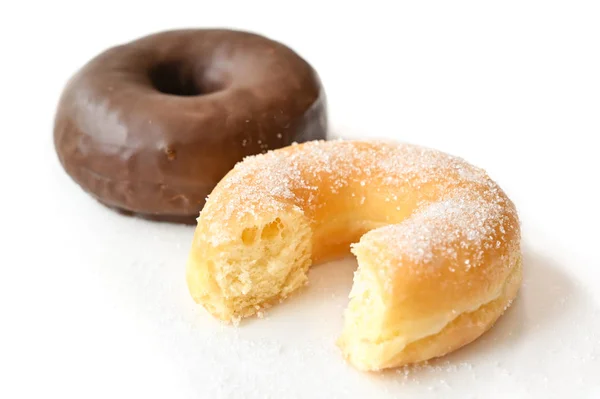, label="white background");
[2,1,600,398]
